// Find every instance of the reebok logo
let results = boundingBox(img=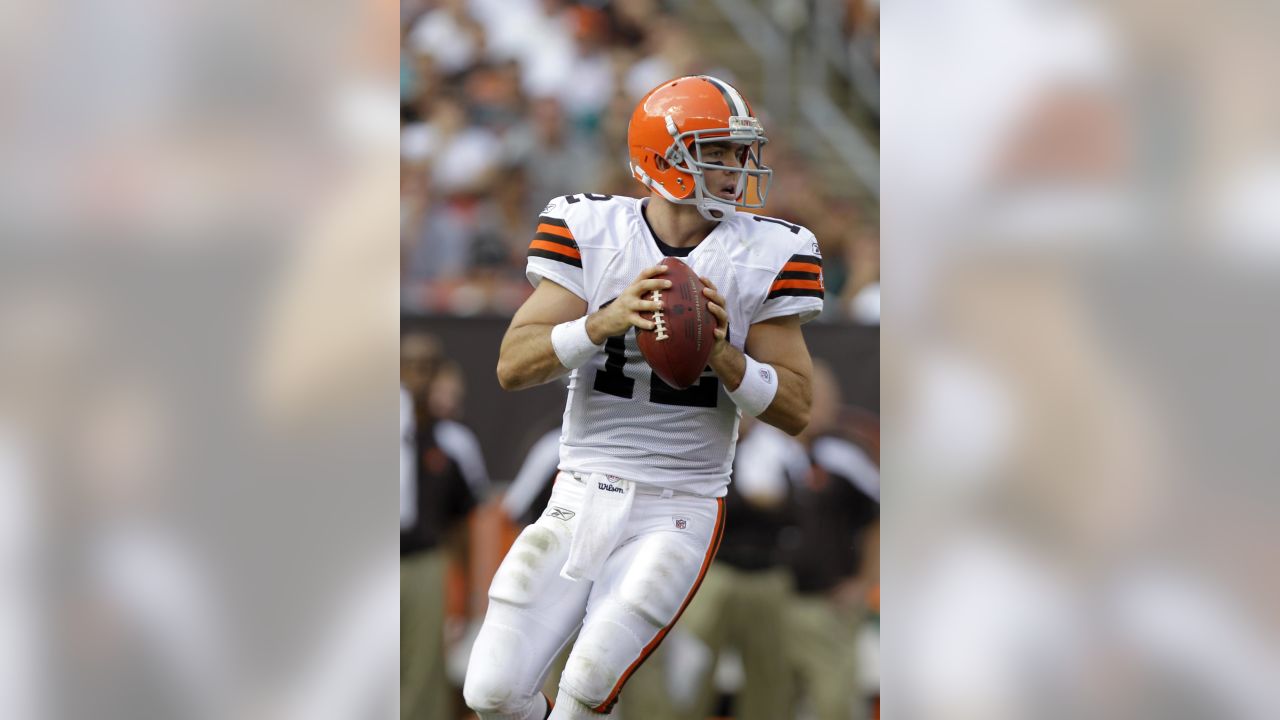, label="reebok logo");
[548,507,575,521]
[597,482,624,494]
